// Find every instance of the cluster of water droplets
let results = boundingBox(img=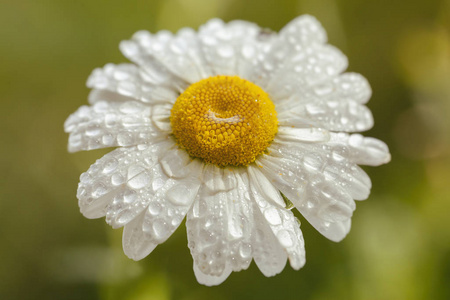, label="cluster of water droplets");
[256,128,389,242]
[197,18,275,85]
[186,166,306,283]
[121,28,209,85]
[276,73,374,133]
[187,167,254,278]
[64,99,173,152]
[76,141,205,260]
